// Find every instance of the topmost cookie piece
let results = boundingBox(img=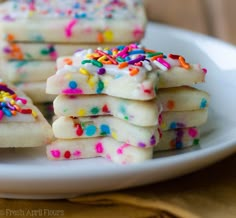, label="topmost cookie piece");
[0,0,147,43]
